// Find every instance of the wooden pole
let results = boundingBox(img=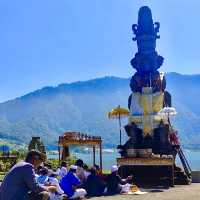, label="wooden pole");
[93,146,96,166]
[119,113,122,145]
[100,141,103,171]
[58,145,61,166]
